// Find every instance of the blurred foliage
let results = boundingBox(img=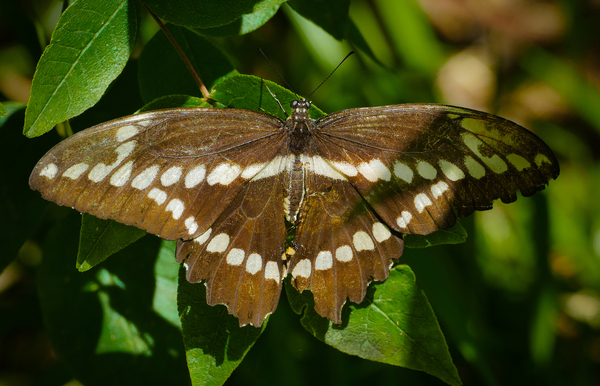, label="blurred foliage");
[1,0,600,385]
